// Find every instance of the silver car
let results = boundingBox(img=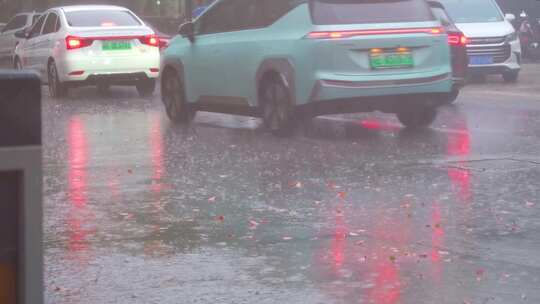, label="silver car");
[0,12,41,65]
